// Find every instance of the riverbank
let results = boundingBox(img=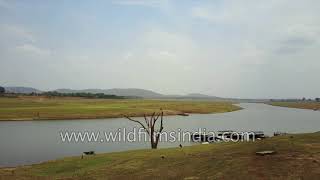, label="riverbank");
[268,102,320,111]
[0,96,241,120]
[1,132,319,179]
